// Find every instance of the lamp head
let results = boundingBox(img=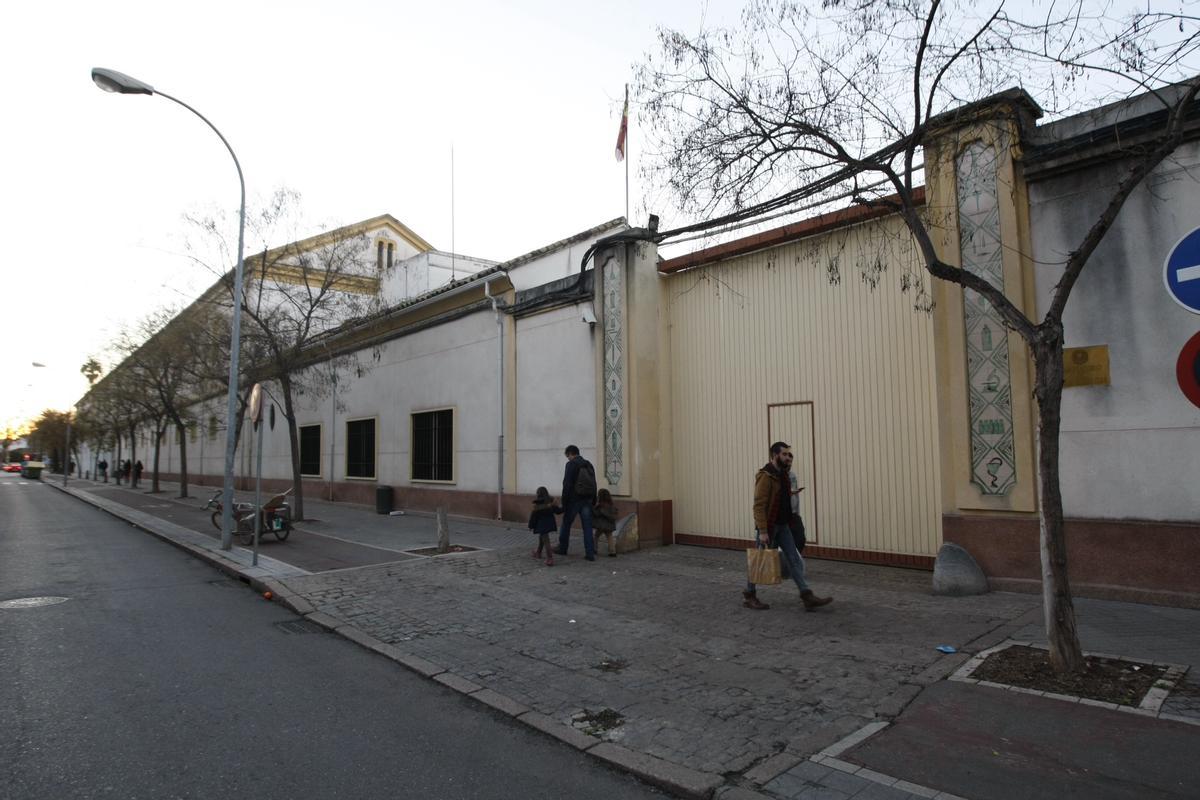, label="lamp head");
[91,68,154,95]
